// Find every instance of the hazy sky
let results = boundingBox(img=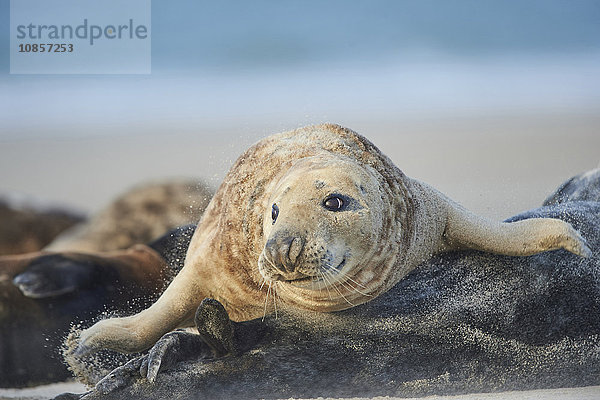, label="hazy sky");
[1,0,600,73]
